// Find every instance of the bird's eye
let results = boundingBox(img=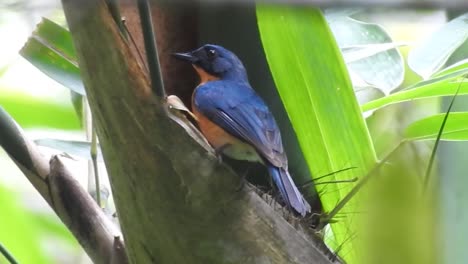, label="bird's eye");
[207,49,216,58]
